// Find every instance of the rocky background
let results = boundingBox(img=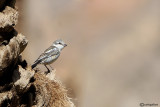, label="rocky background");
[0,0,74,106]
